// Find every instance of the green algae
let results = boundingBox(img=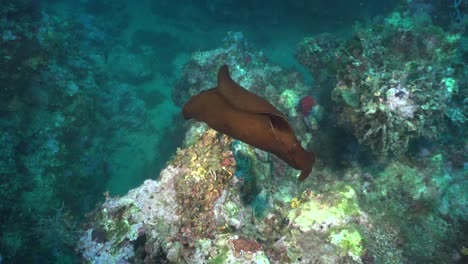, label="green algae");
[279,89,300,117]
[208,248,229,264]
[289,186,361,233]
[330,228,363,256]
[95,200,141,247]
[341,90,360,108]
